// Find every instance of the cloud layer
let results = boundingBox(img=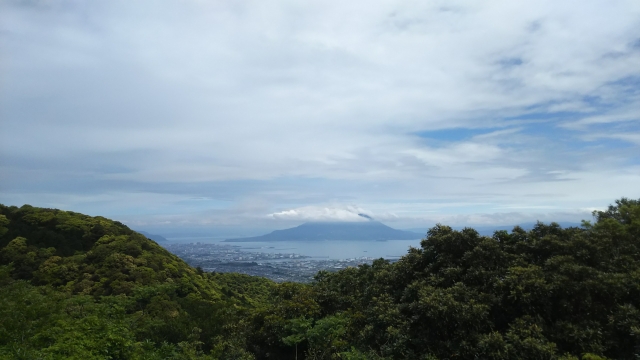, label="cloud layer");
[269,206,373,222]
[1,0,639,232]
